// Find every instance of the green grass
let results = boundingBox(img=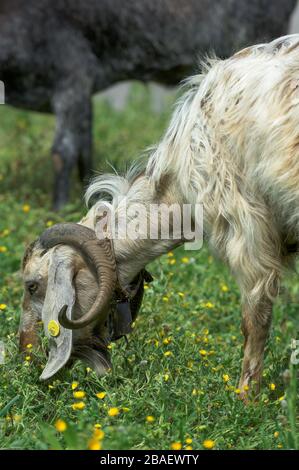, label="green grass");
[0,85,298,450]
